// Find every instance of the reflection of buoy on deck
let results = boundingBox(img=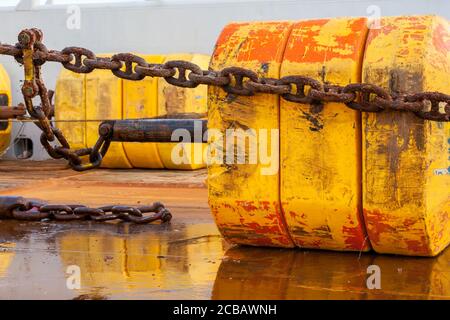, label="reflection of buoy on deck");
[0,243,16,278]
[57,223,224,296]
[212,246,450,299]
